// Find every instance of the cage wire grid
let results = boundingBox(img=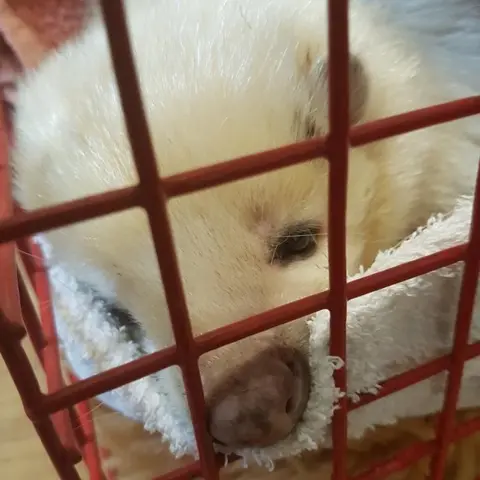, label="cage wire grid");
[0,0,480,479]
